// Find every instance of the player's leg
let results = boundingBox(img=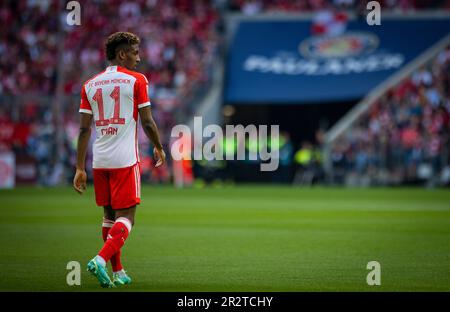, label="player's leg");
[111,206,135,285]
[97,206,135,285]
[96,163,140,286]
[102,206,123,274]
[115,205,136,225]
[102,206,115,243]
[87,169,115,288]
